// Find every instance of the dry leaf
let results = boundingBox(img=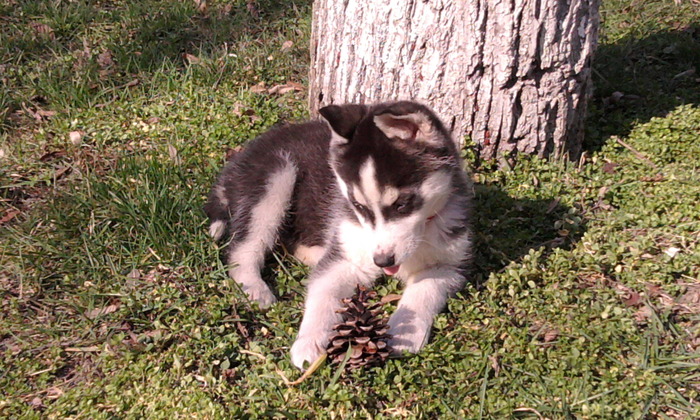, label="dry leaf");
[30,22,54,39]
[142,329,165,338]
[168,144,180,164]
[35,109,57,120]
[250,81,267,93]
[640,174,665,182]
[488,354,500,375]
[613,283,638,307]
[676,284,700,315]
[608,91,624,104]
[125,79,140,88]
[69,131,84,145]
[24,105,57,121]
[39,150,67,162]
[545,198,560,214]
[268,82,304,95]
[183,53,200,65]
[281,40,294,51]
[380,294,402,304]
[543,328,559,343]
[633,306,652,324]
[54,165,72,181]
[0,209,20,225]
[97,50,114,68]
[86,303,120,319]
[194,0,207,13]
[267,85,294,95]
[46,387,65,400]
[246,0,259,18]
[222,368,238,382]
[646,284,663,298]
[602,162,619,174]
[622,291,642,307]
[82,42,92,57]
[678,285,700,306]
[286,81,304,91]
[231,103,245,116]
